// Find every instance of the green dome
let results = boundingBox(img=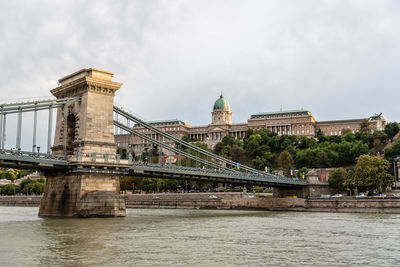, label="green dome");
[213,94,230,111]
